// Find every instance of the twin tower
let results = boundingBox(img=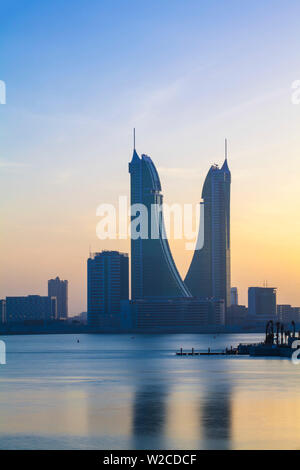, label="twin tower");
[129,140,231,310]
